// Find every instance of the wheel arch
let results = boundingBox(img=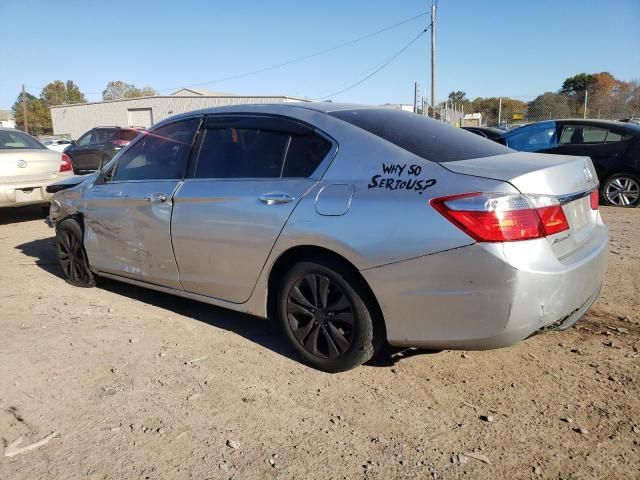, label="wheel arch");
[266,245,387,345]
